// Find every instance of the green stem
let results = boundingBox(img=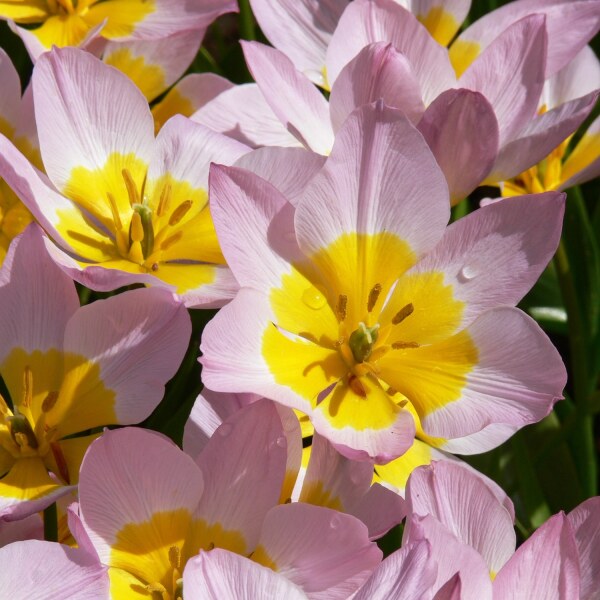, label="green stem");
[44,502,58,542]
[553,240,597,496]
[198,47,223,75]
[238,0,256,40]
